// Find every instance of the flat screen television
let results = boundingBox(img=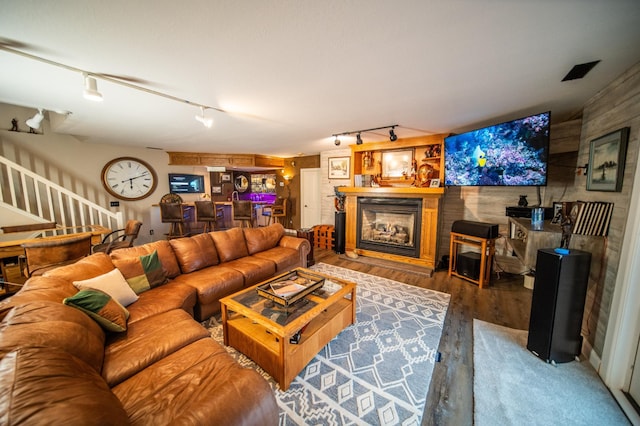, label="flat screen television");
[169,173,205,194]
[444,111,550,186]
